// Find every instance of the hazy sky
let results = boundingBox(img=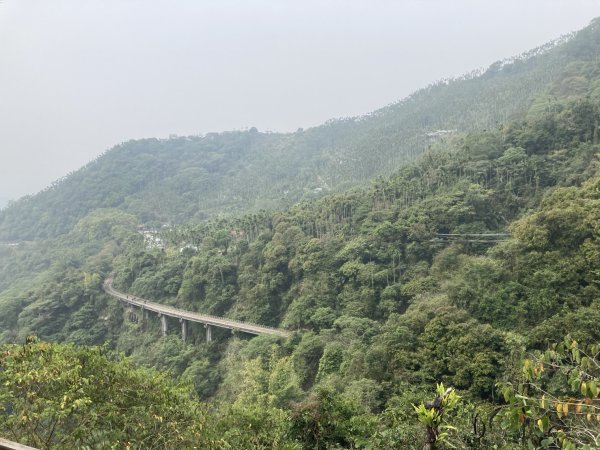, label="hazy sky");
[1,1,599,204]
